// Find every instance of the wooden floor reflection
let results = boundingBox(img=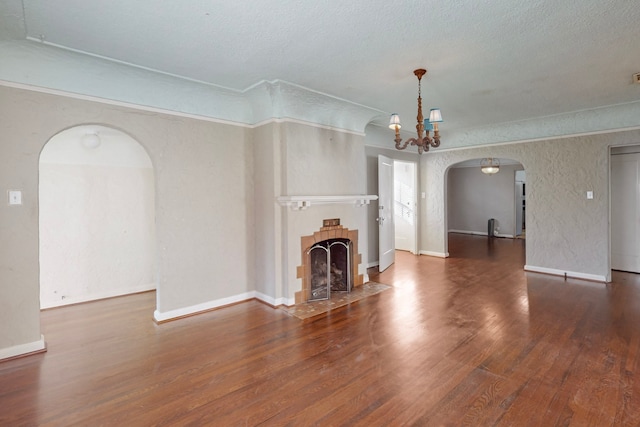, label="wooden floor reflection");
[1,233,639,426]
